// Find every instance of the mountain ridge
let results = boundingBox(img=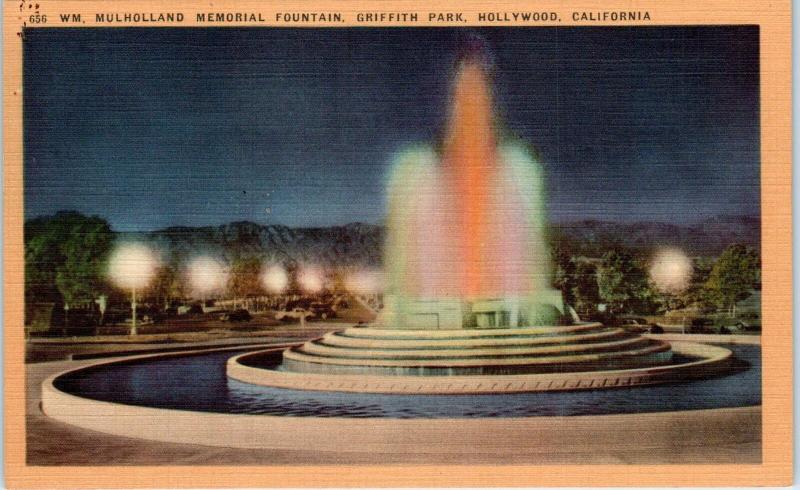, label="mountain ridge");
[115,215,759,266]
